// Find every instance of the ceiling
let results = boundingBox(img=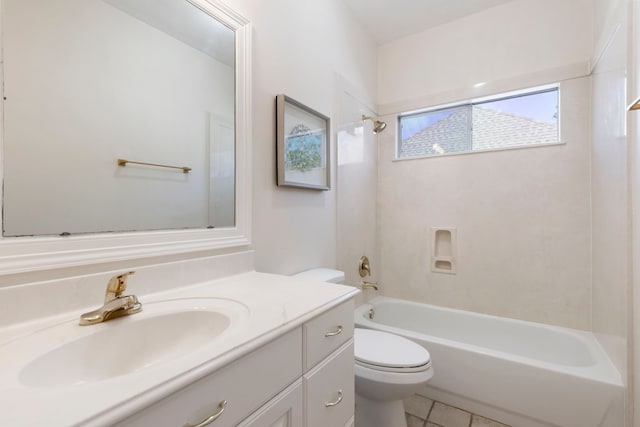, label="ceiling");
[343,0,515,45]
